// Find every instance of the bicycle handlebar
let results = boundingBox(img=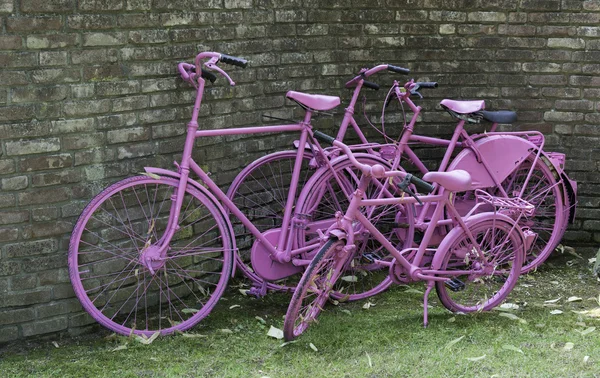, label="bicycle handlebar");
[178,63,217,83]
[387,65,410,74]
[327,139,434,194]
[219,53,248,68]
[345,64,410,89]
[178,51,248,86]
